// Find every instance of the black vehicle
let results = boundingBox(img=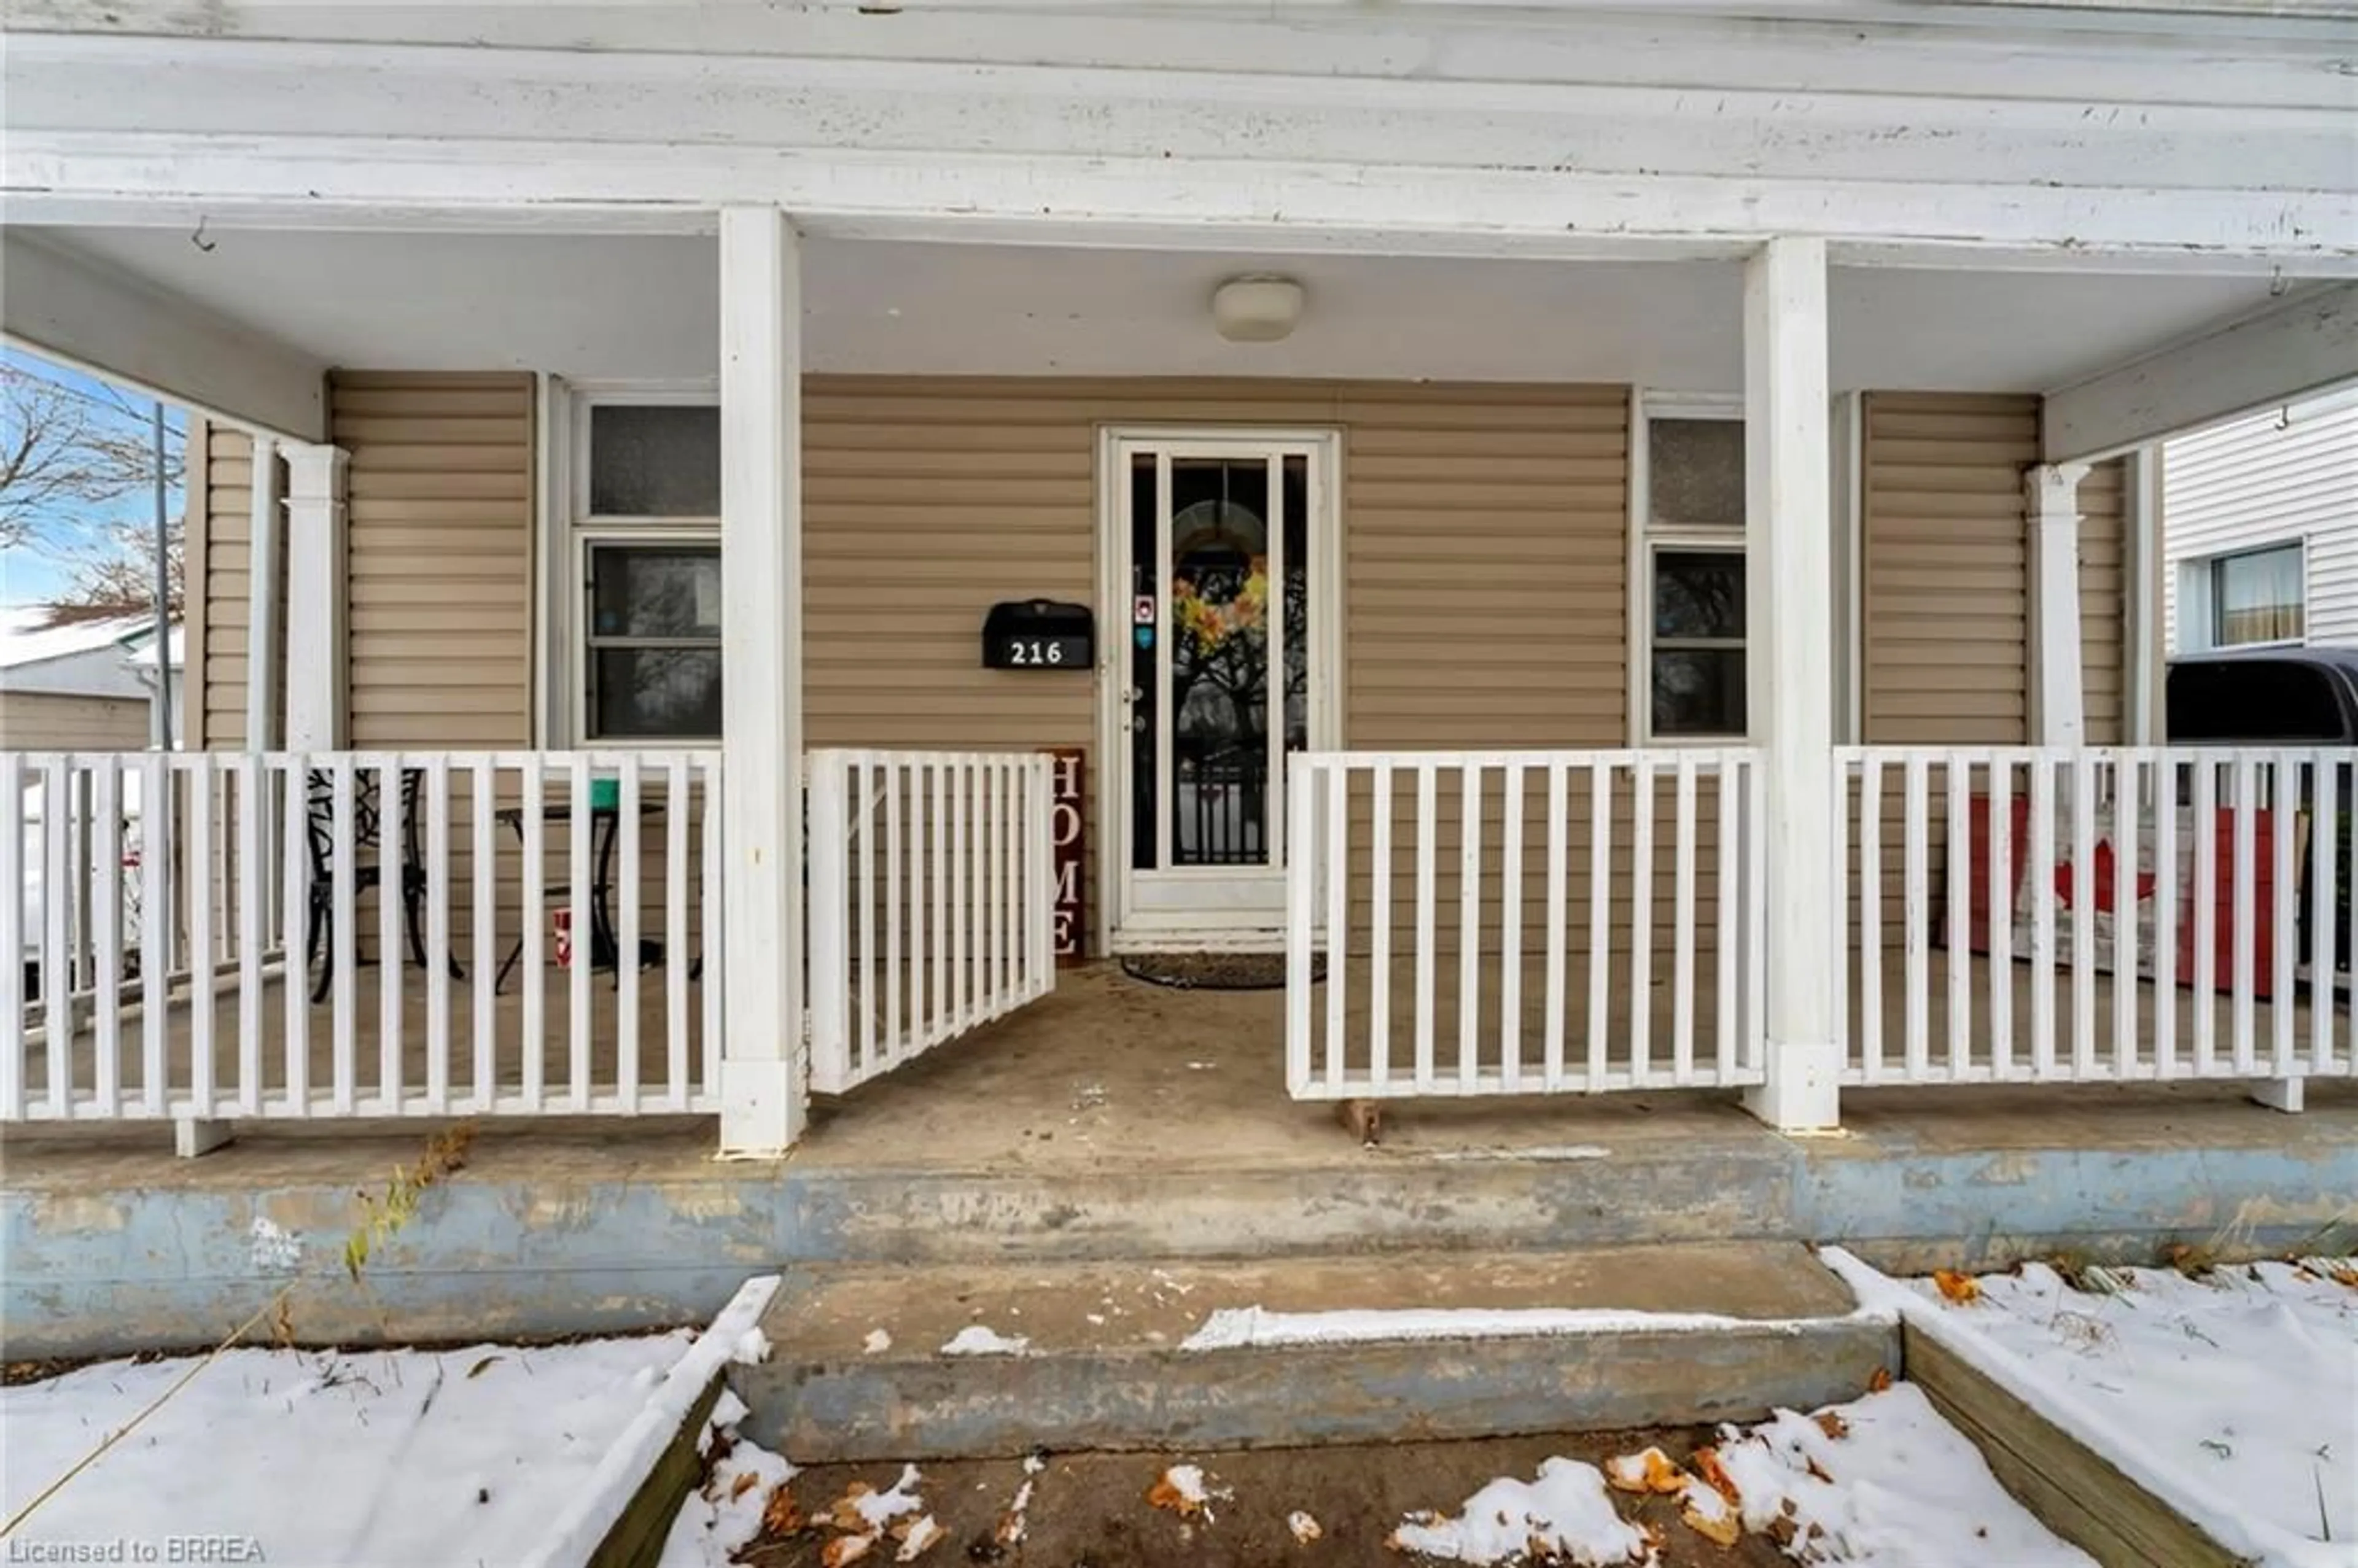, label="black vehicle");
[2166,647,2358,980]
[2166,646,2358,745]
